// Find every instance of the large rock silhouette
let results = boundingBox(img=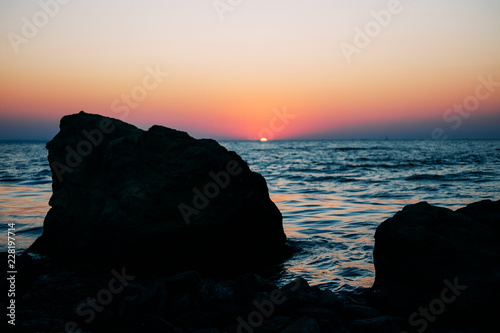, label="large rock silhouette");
[371,200,500,329]
[30,111,287,273]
